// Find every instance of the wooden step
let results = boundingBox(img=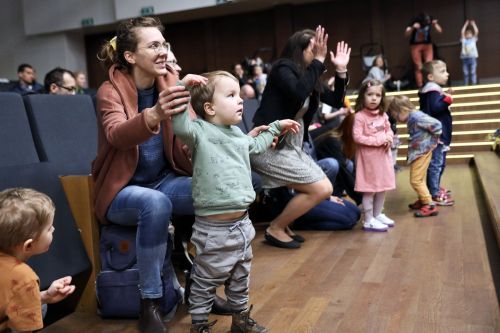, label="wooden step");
[398,129,496,143]
[346,83,500,102]
[473,151,500,249]
[398,141,494,156]
[452,109,500,120]
[397,118,500,134]
[396,153,474,165]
